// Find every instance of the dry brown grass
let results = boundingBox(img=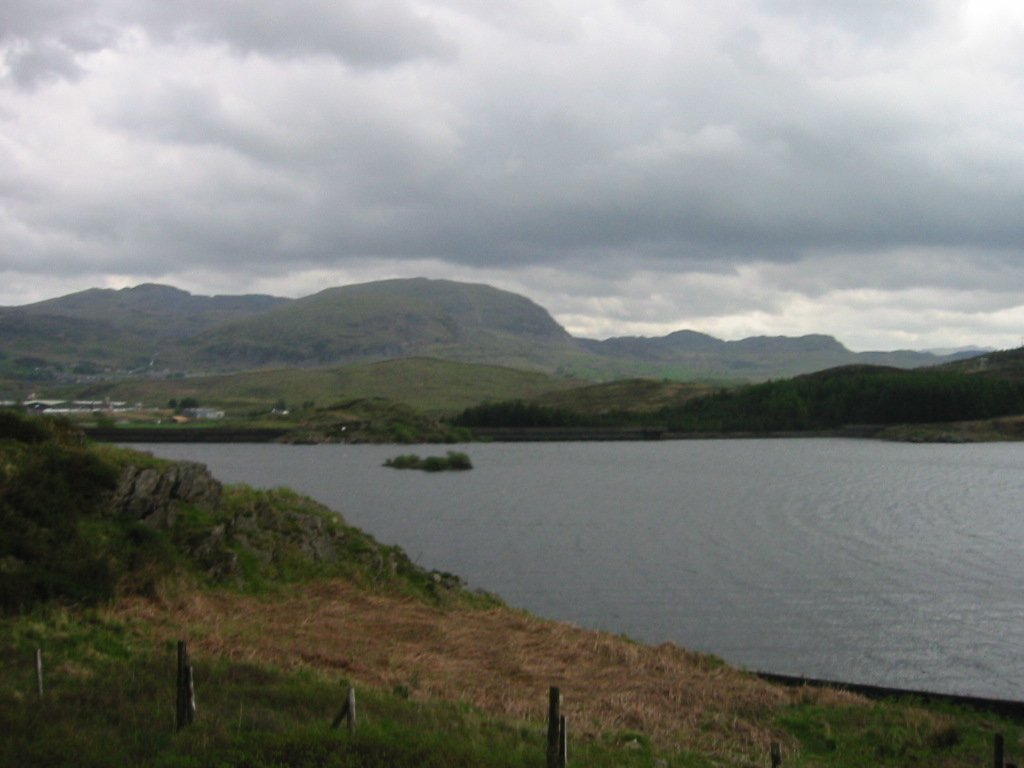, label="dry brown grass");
[113,580,865,761]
